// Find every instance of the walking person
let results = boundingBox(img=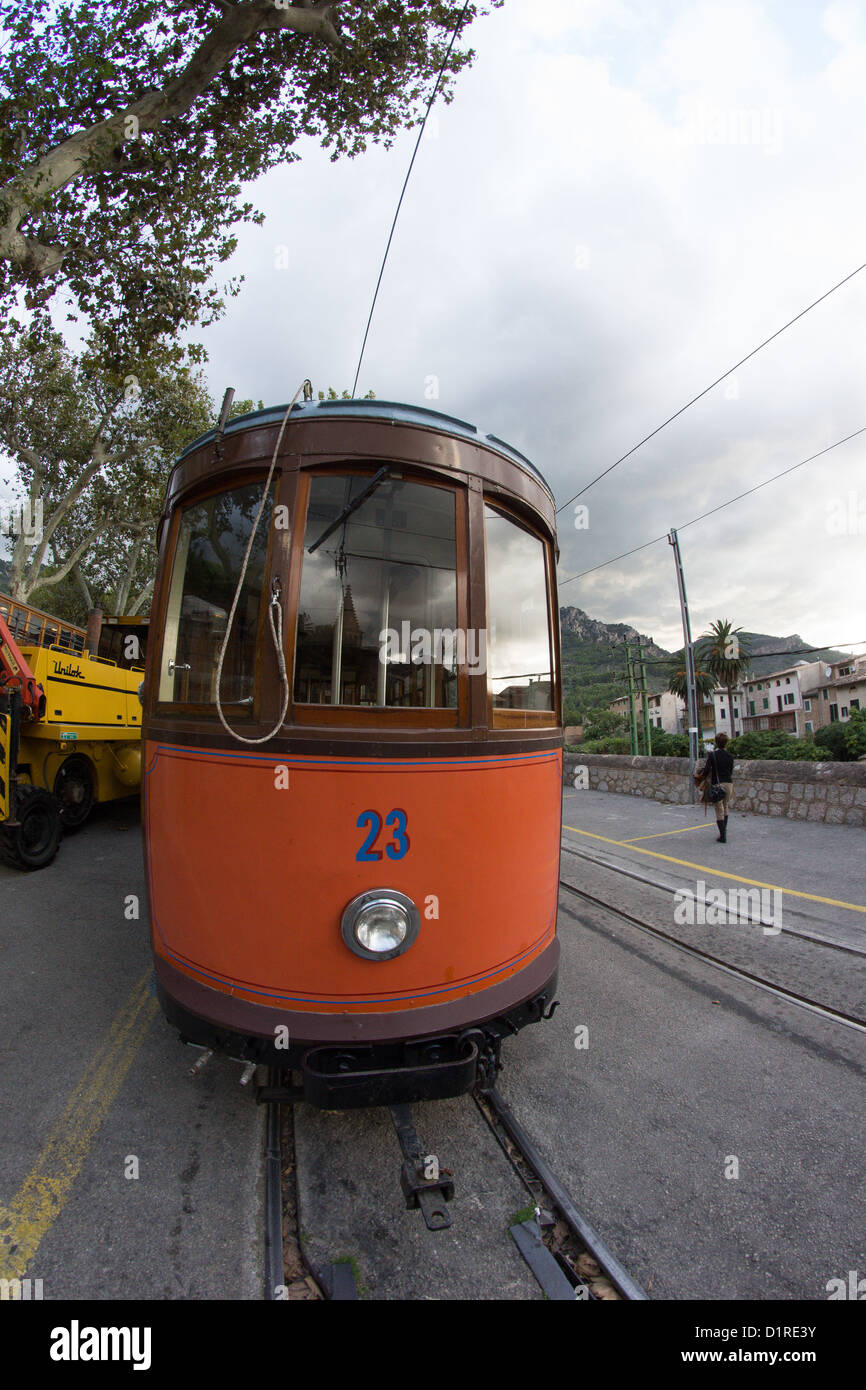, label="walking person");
[695,731,734,842]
